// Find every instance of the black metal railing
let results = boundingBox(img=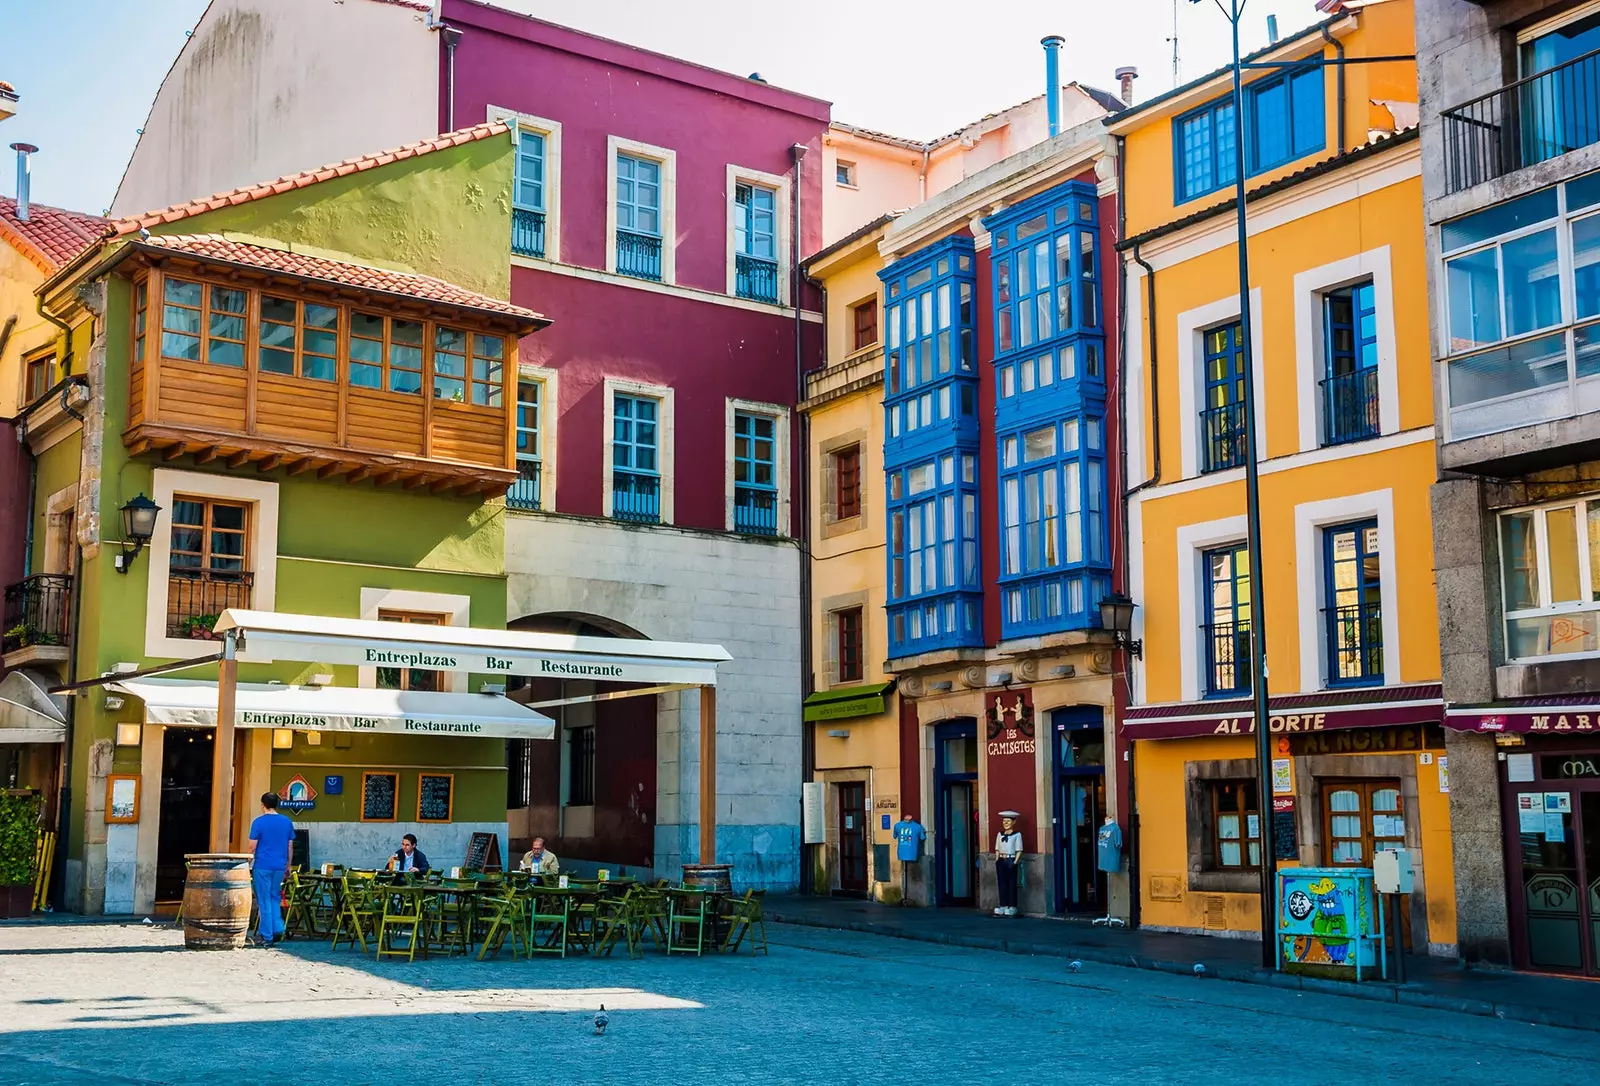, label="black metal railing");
[612,470,661,524]
[1201,402,1249,473]
[512,207,546,258]
[1322,367,1381,446]
[1327,602,1384,684]
[1203,619,1253,697]
[2,574,72,654]
[507,458,542,512]
[736,254,779,304]
[166,568,253,639]
[734,485,779,536]
[616,230,663,281]
[1441,47,1600,193]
